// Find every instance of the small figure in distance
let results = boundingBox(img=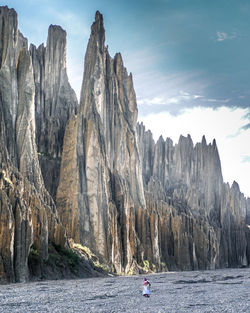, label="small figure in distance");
[142,277,151,298]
